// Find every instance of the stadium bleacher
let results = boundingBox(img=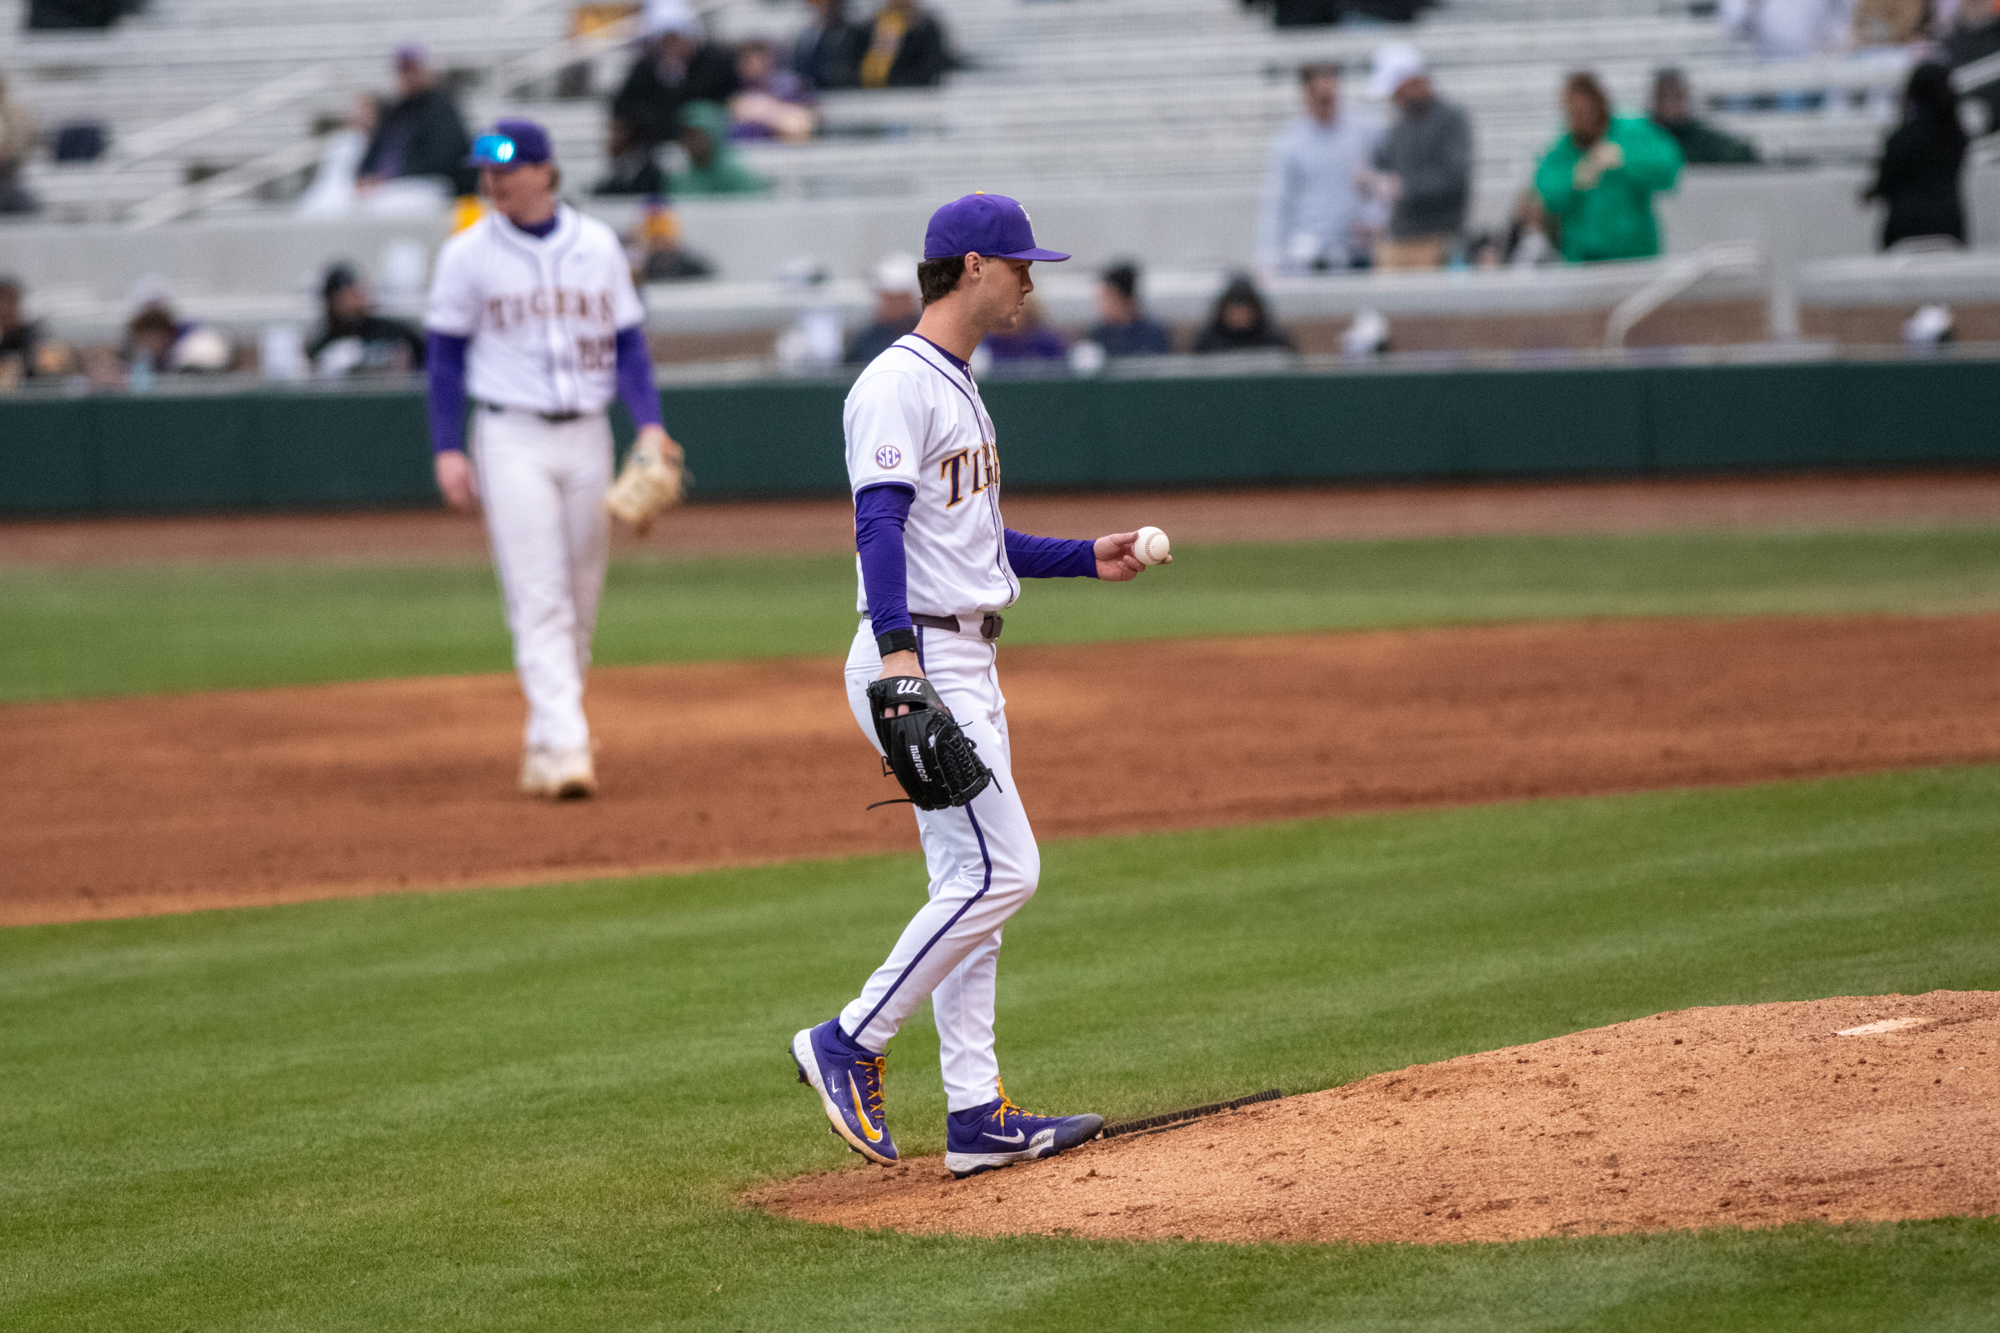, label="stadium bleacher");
[0,0,1992,355]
